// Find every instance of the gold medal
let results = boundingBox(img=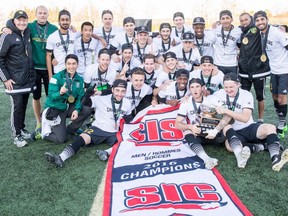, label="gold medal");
[242,37,249,45]
[67,95,75,103]
[260,54,267,62]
